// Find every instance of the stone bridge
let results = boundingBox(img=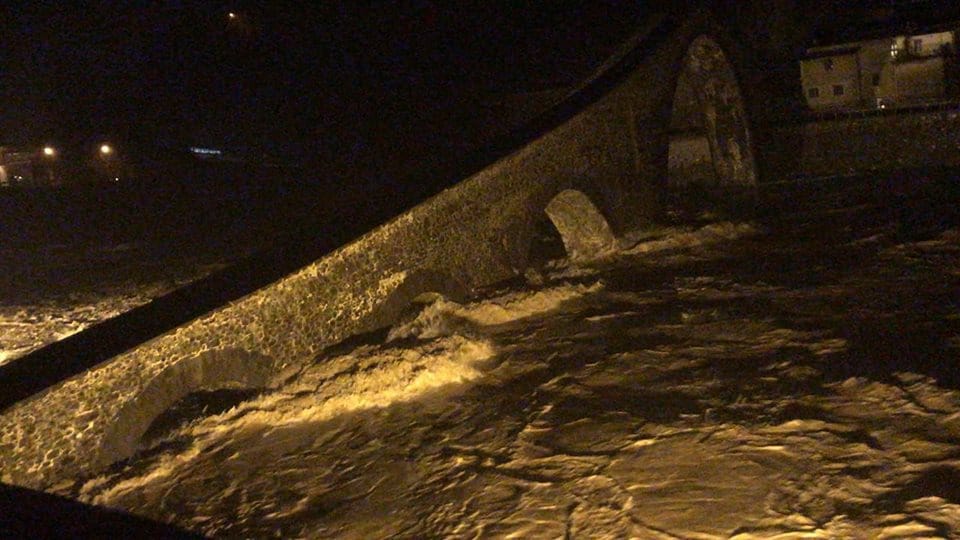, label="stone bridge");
[0,3,803,488]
